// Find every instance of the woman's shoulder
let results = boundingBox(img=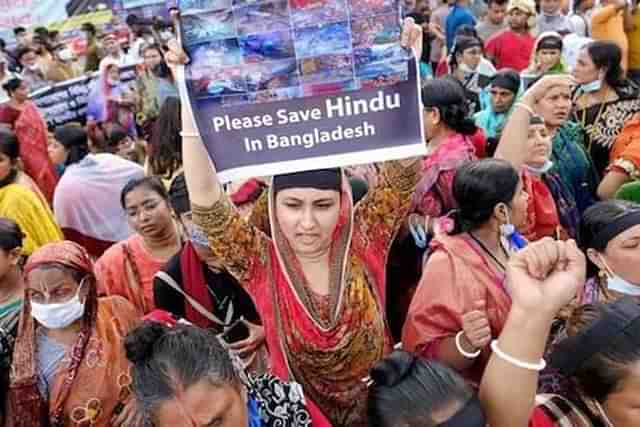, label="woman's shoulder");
[248,374,312,427]
[97,236,140,264]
